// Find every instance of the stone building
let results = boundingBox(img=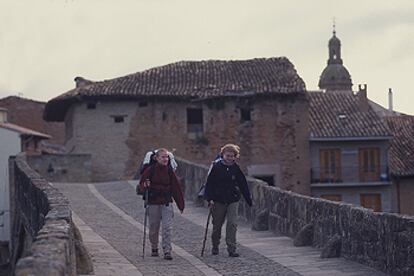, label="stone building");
[44,58,311,195]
